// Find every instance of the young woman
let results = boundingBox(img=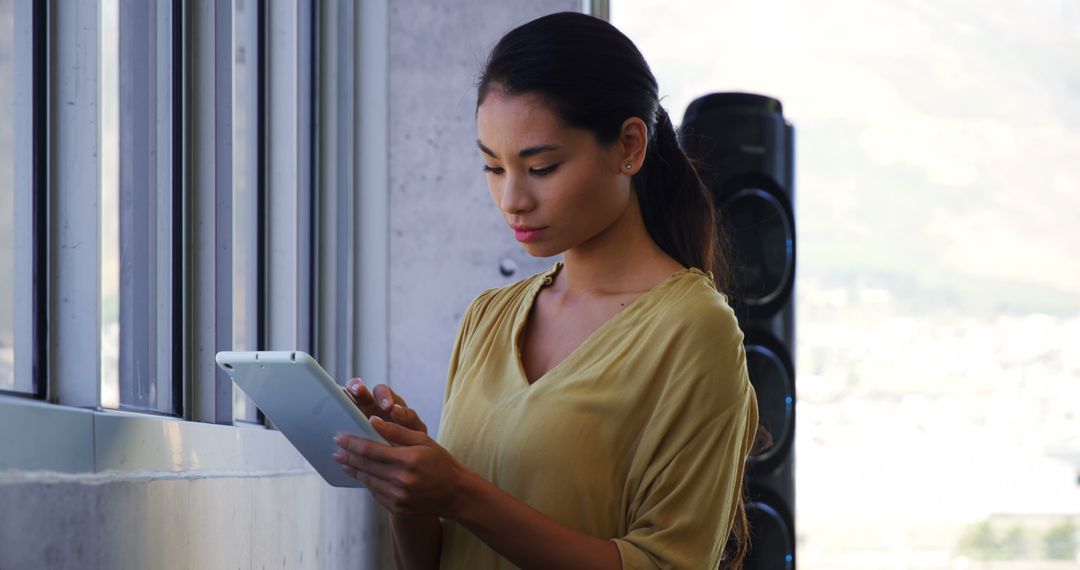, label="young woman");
[332,12,765,570]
